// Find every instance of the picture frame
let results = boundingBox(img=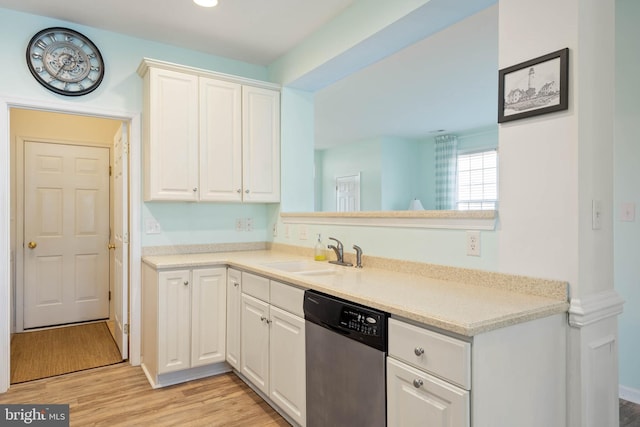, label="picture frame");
[498,48,569,123]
